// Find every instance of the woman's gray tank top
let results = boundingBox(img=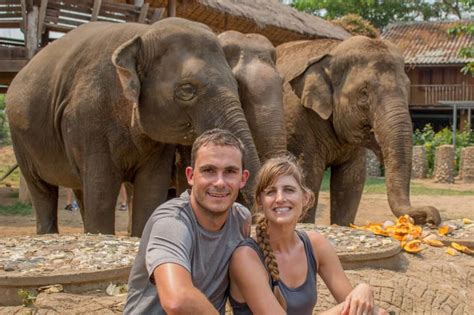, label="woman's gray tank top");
[230,230,317,315]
